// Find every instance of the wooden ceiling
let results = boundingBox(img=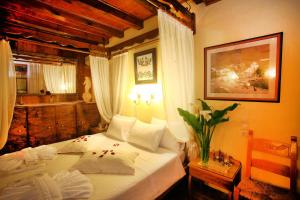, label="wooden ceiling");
[0,0,219,55]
